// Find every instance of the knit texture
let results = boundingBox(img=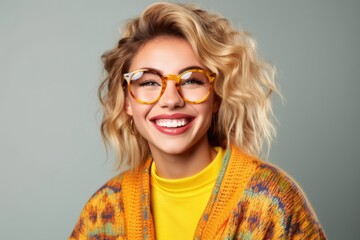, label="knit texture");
[69,146,326,239]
